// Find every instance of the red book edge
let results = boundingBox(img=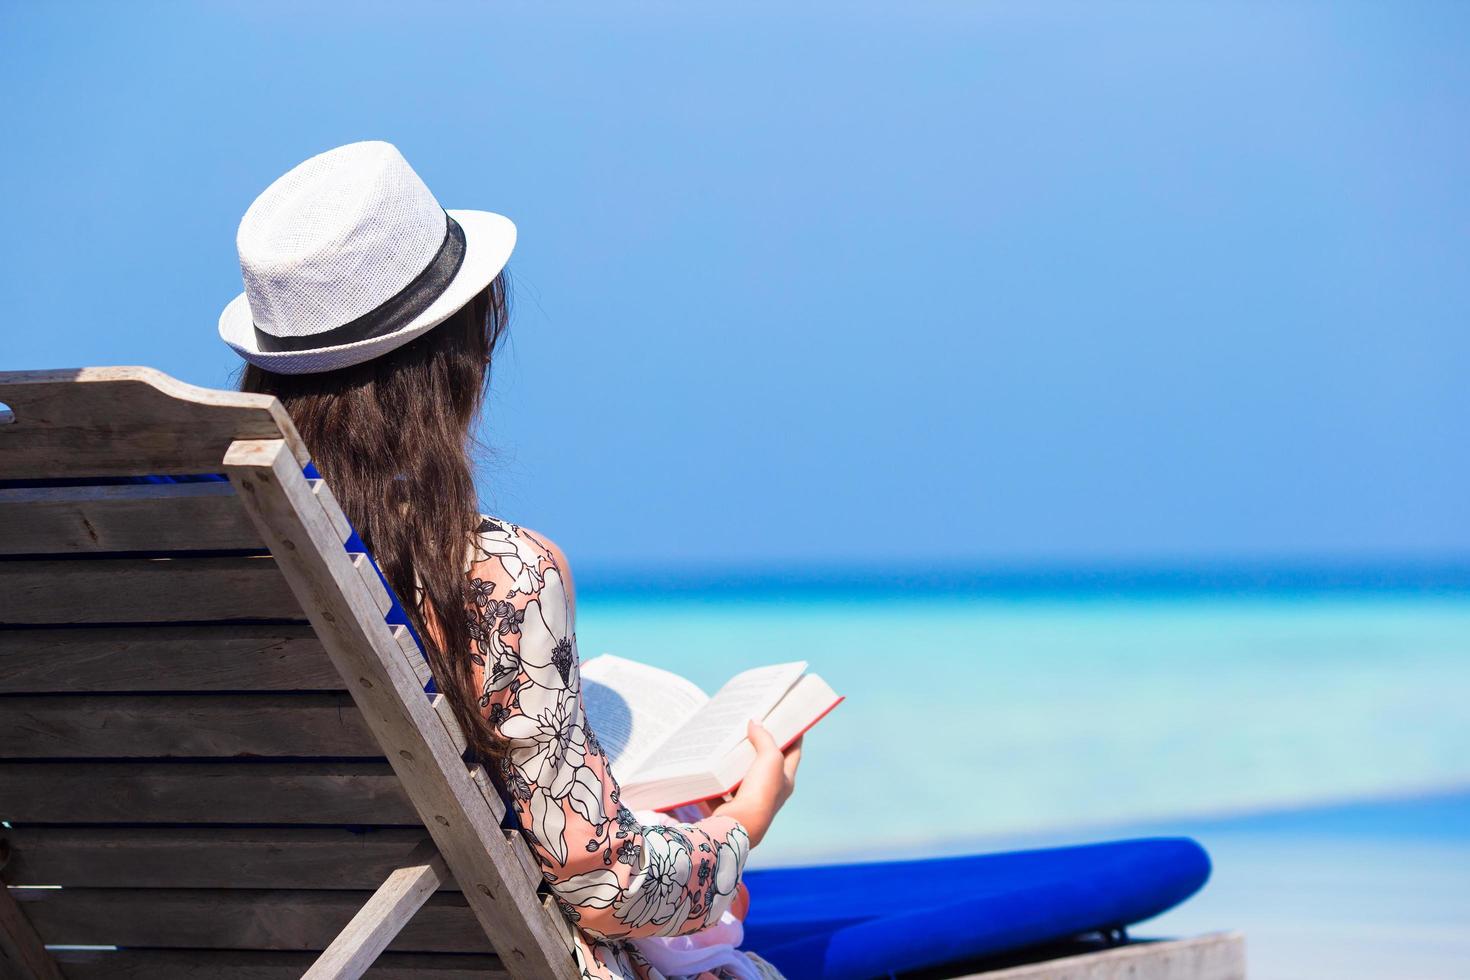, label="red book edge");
[652,695,845,813]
